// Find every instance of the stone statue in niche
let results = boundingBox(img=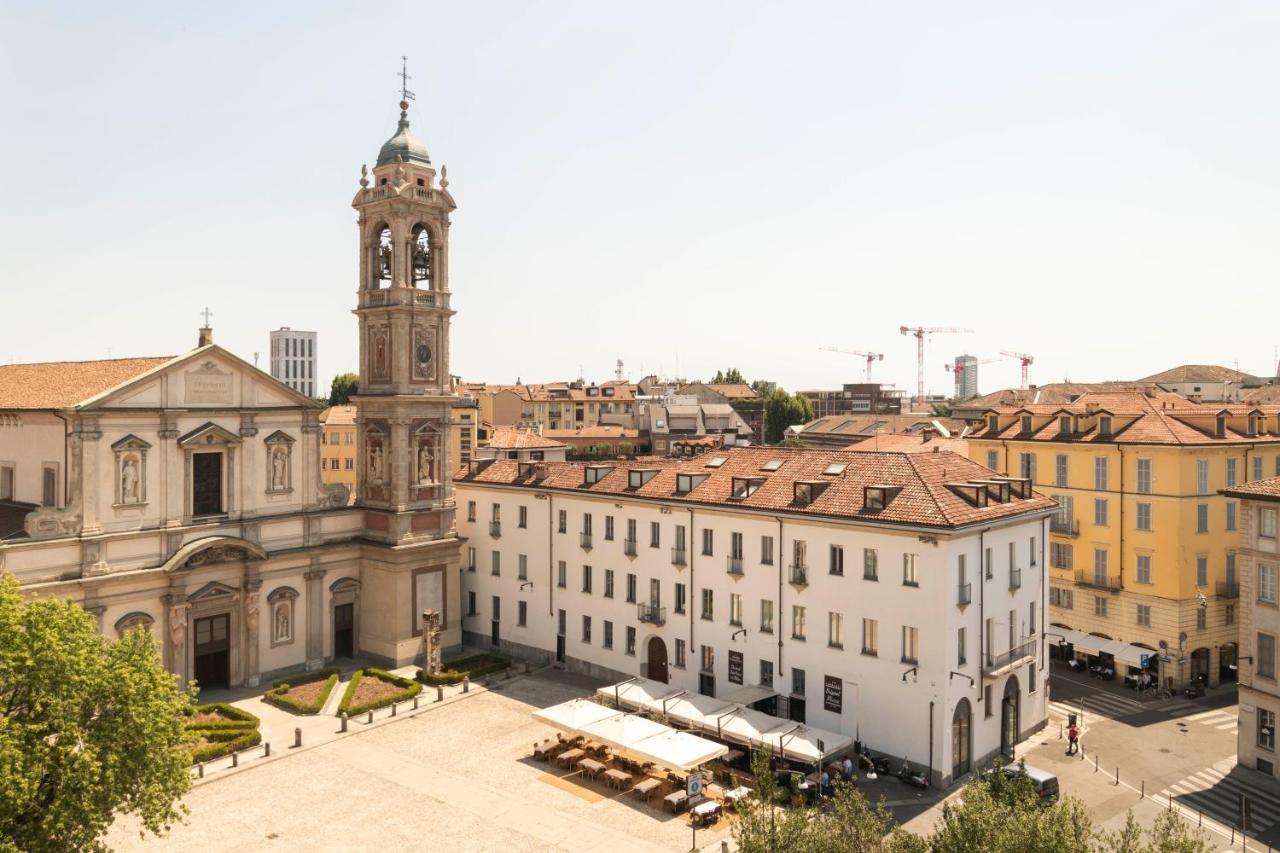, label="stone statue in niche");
[368,444,384,484]
[169,605,187,648]
[120,455,140,503]
[246,593,260,628]
[417,440,436,485]
[270,447,287,490]
[372,329,388,377]
[274,602,290,642]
